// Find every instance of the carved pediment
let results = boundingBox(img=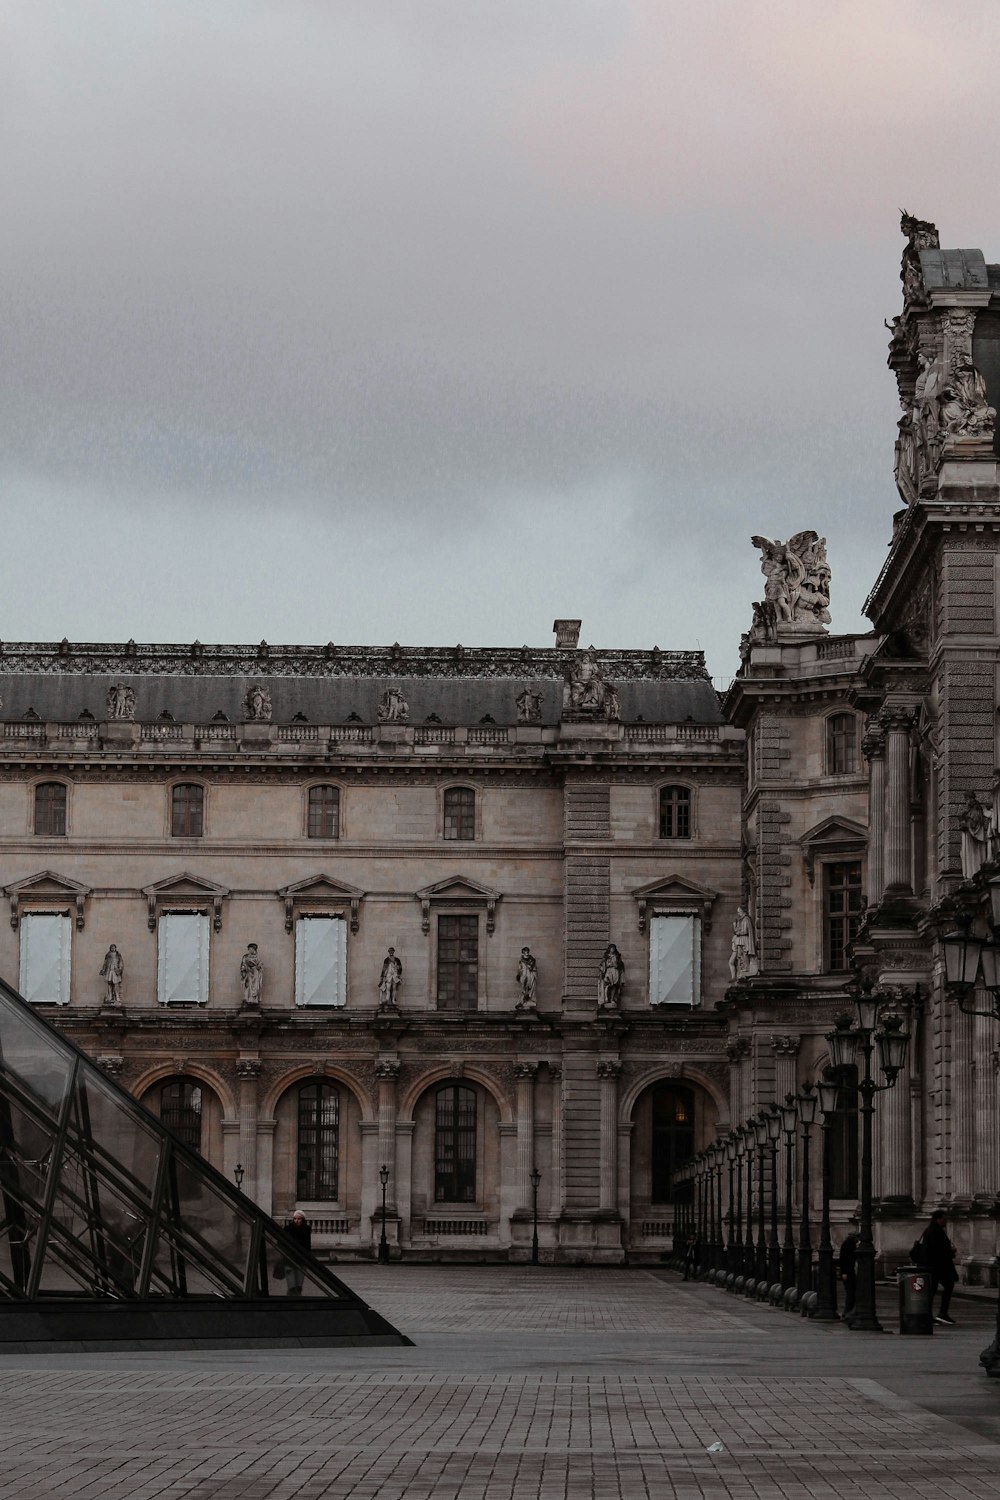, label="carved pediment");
[142,872,230,932]
[415,876,501,934]
[5,870,92,930]
[800,817,867,883]
[631,875,718,933]
[277,874,365,933]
